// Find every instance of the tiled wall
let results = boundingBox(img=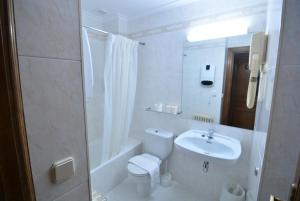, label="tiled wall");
[246,131,268,201]
[82,10,128,35]
[128,0,267,39]
[259,0,300,200]
[246,0,284,200]
[13,0,90,201]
